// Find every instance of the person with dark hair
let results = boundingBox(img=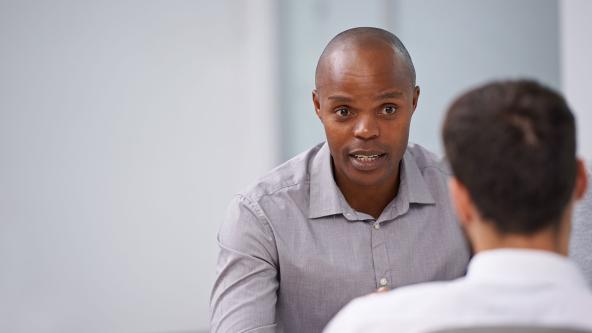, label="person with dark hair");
[324,80,592,333]
[210,27,471,332]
